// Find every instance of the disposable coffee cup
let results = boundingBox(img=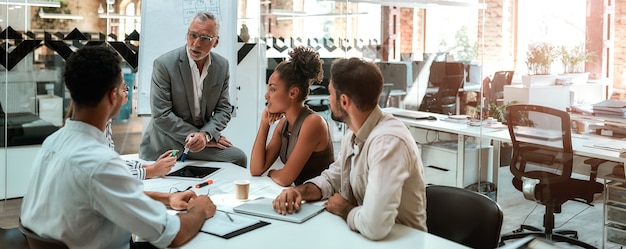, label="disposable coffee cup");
[234,180,250,200]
